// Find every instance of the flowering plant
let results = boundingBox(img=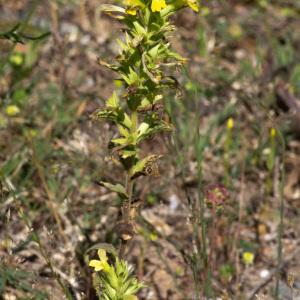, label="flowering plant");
[89,0,200,297]
[89,249,144,300]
